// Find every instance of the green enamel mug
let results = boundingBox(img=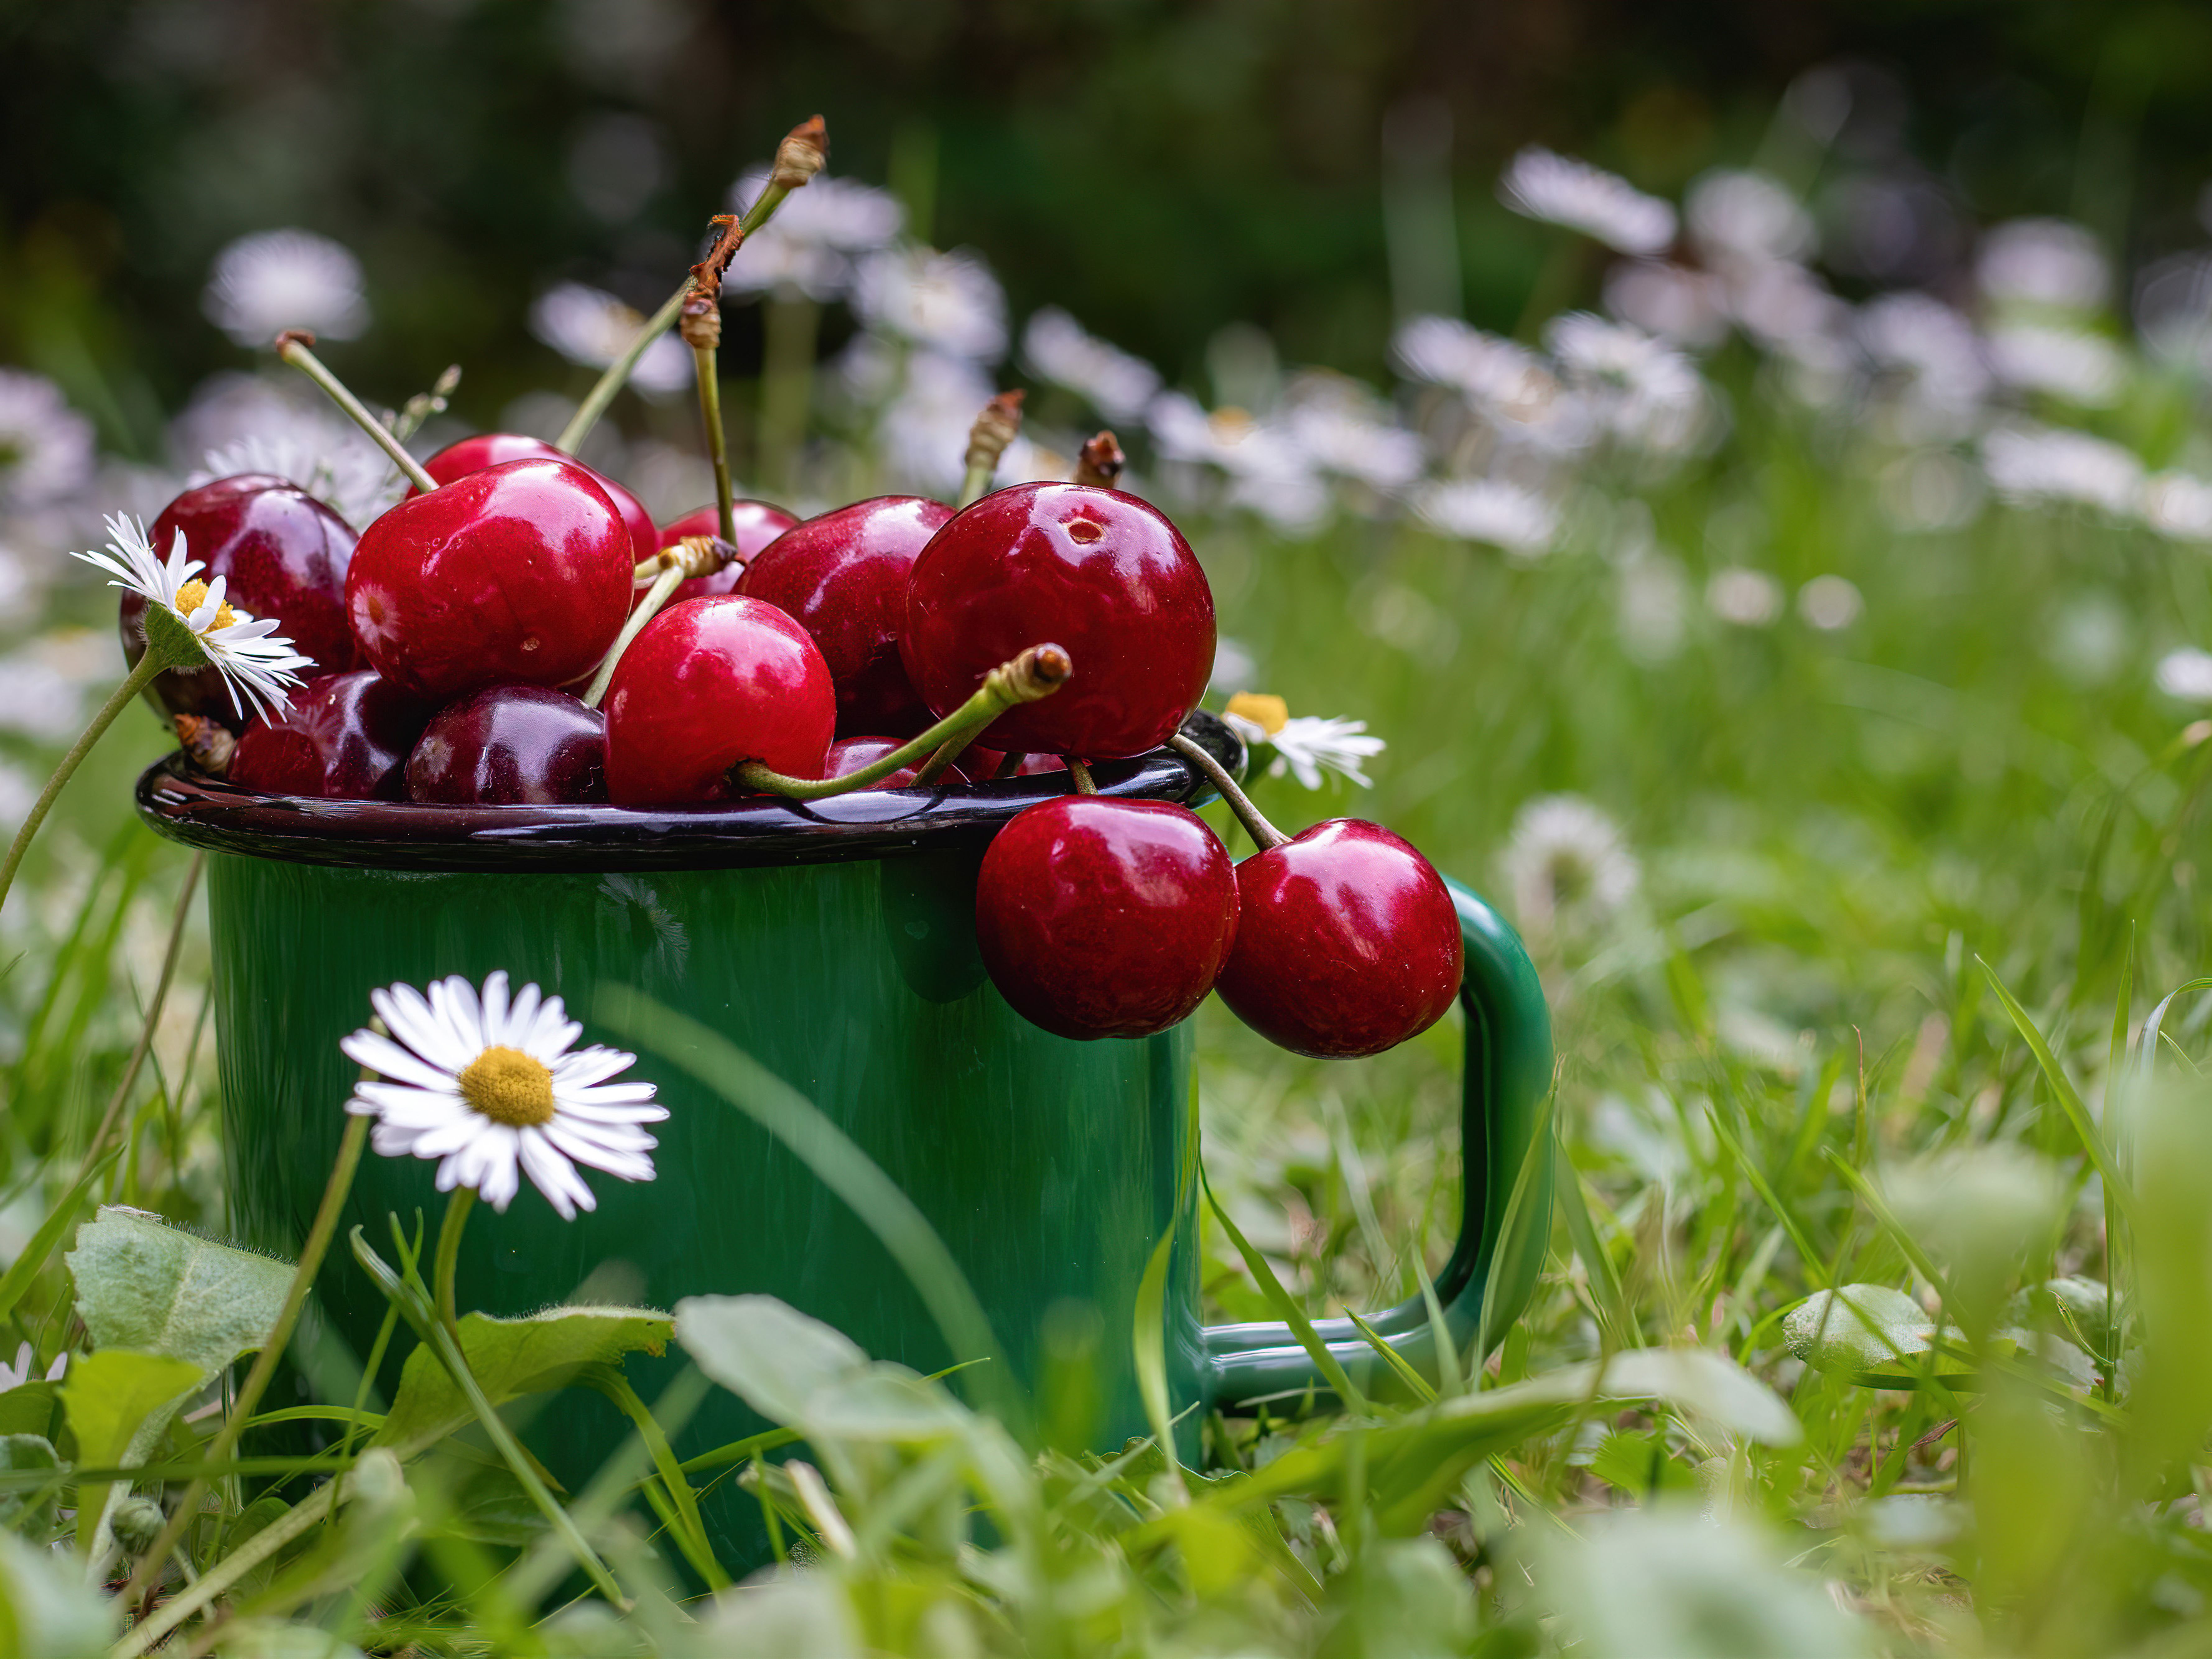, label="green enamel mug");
[137,728,1551,1570]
